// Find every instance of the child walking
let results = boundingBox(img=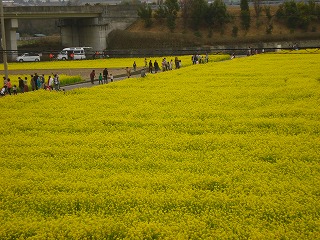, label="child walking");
[13,85,17,95]
[98,73,103,84]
